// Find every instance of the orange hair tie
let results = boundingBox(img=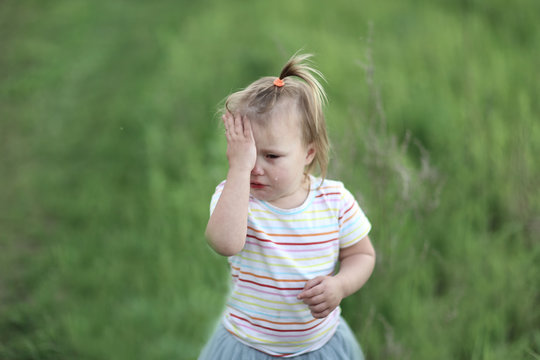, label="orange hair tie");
[273,78,284,87]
